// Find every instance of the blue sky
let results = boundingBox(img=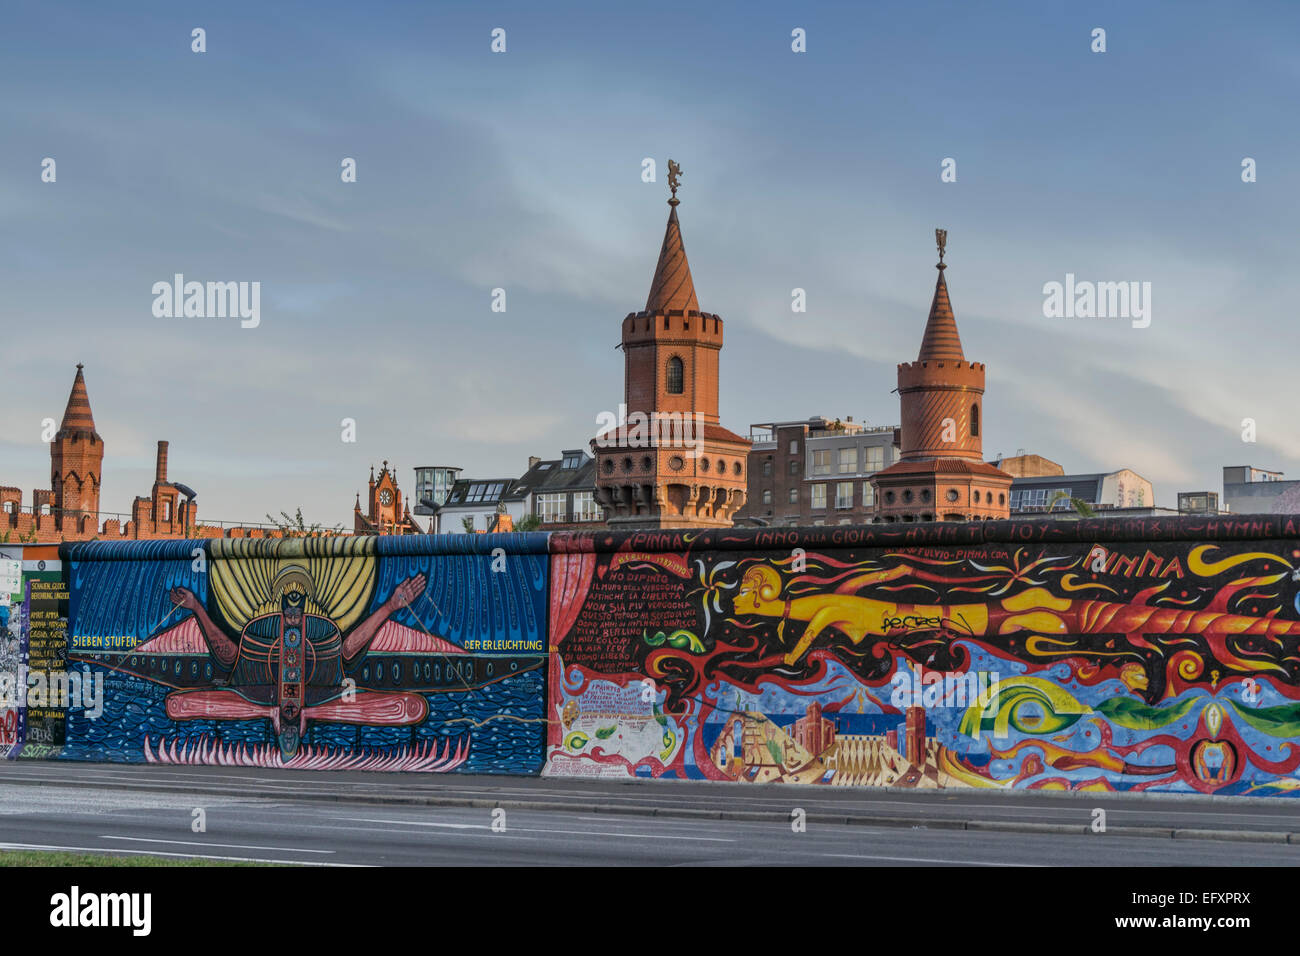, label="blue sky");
[2,0,1297,526]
